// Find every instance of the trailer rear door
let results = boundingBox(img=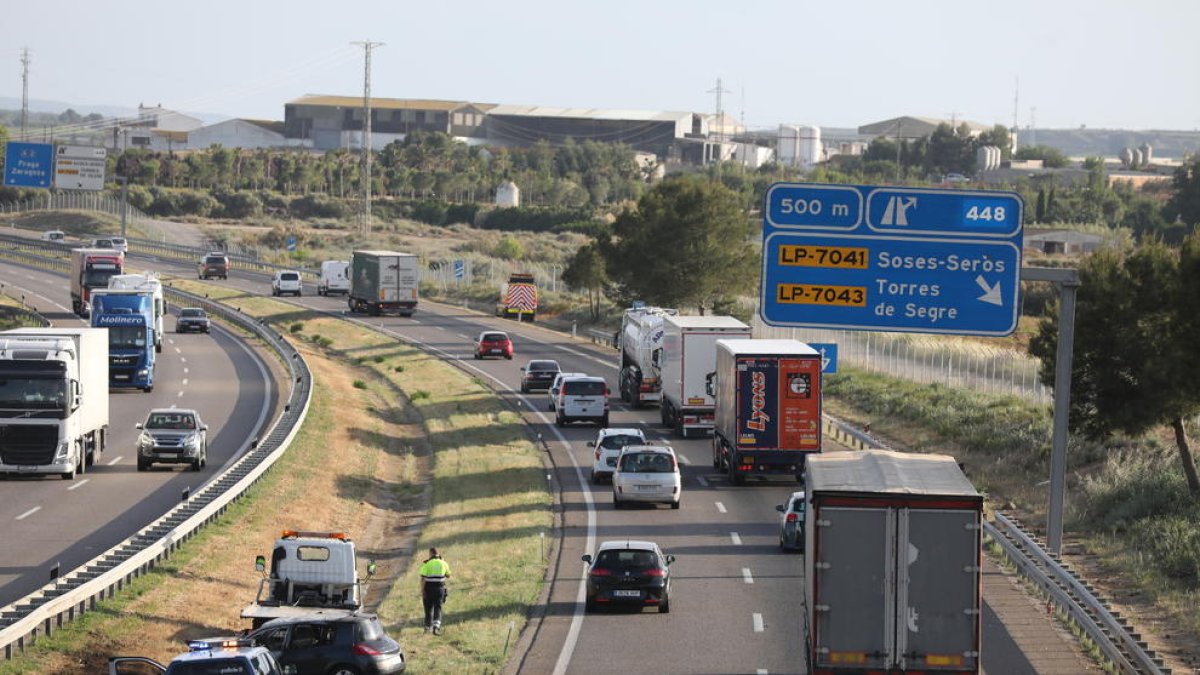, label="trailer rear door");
[813,506,893,671]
